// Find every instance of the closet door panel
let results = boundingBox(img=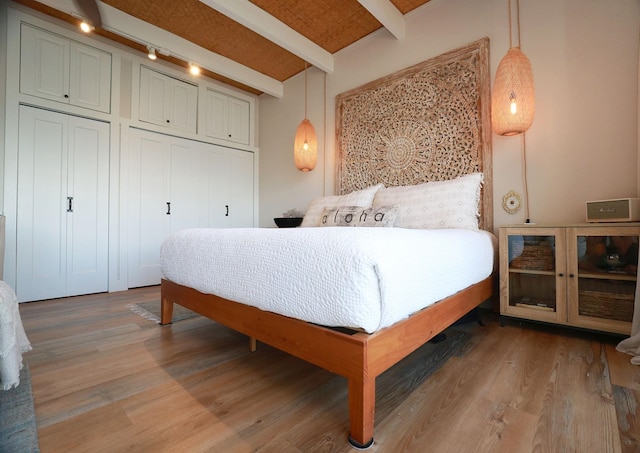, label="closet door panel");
[205,145,254,228]
[20,24,70,103]
[139,67,197,133]
[69,42,112,113]
[204,90,228,140]
[206,146,231,228]
[170,82,198,133]
[230,151,254,227]
[169,142,209,233]
[17,106,68,301]
[66,117,110,296]
[127,129,170,288]
[228,97,250,144]
[139,67,169,126]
